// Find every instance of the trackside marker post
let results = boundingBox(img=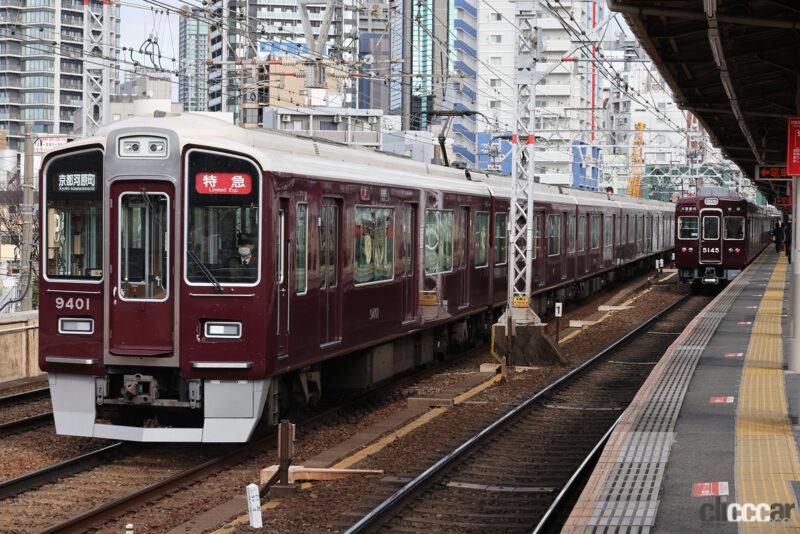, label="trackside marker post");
[554,302,563,343]
[247,483,263,528]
